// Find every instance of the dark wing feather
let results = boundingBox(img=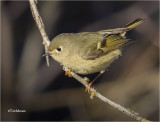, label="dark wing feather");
[83,49,103,60]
